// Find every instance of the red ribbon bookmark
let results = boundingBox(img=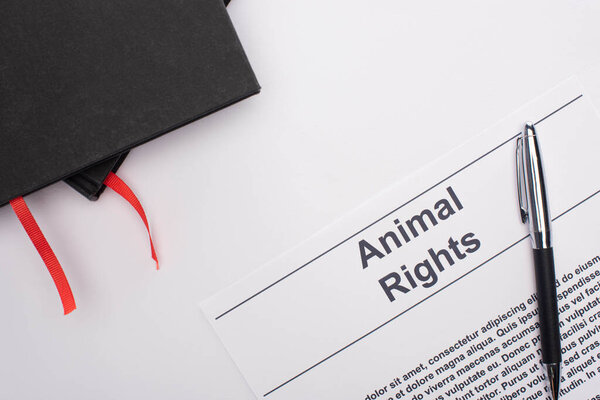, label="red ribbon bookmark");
[10,197,76,315]
[9,173,155,315]
[104,172,159,269]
